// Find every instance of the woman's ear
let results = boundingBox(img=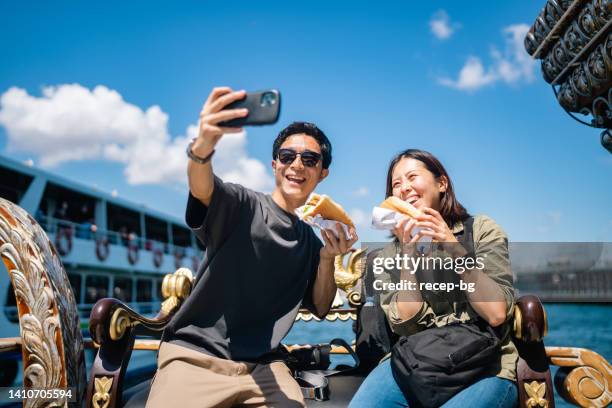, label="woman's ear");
[438,175,448,193]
